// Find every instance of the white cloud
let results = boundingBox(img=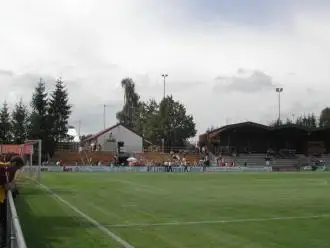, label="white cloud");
[0,0,330,135]
[214,69,275,93]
